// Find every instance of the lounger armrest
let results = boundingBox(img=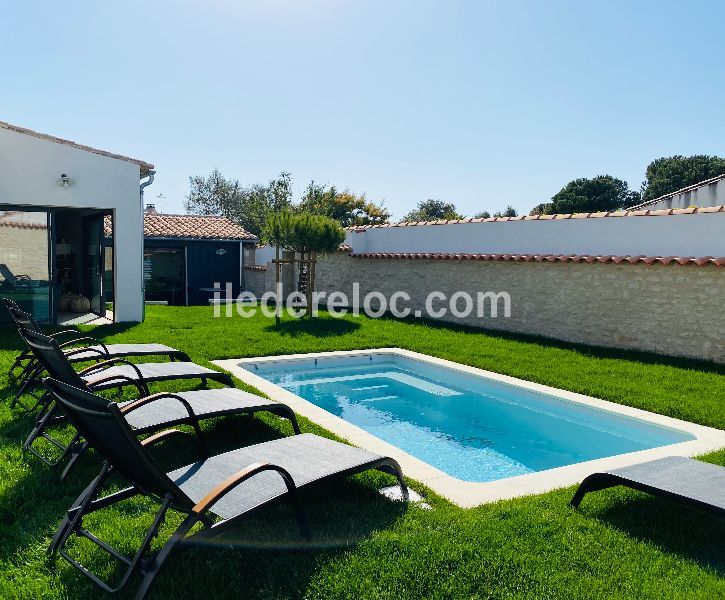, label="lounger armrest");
[141,428,191,447]
[79,357,133,375]
[59,337,110,355]
[87,374,149,398]
[64,347,108,360]
[48,330,85,342]
[140,428,205,457]
[121,392,199,425]
[121,393,198,419]
[192,463,298,516]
